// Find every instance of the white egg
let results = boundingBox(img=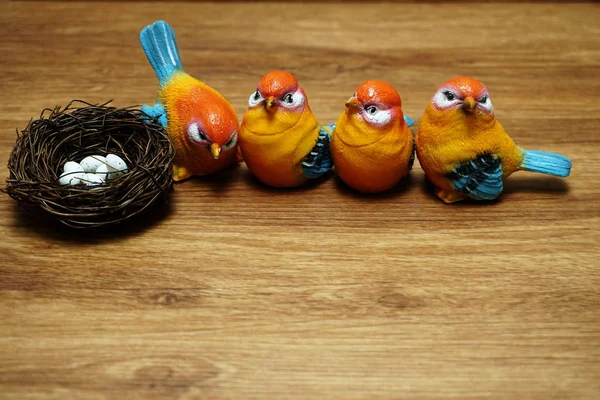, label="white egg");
[81,173,105,186]
[80,155,107,172]
[95,164,110,180]
[63,161,84,173]
[58,170,84,186]
[106,154,128,177]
